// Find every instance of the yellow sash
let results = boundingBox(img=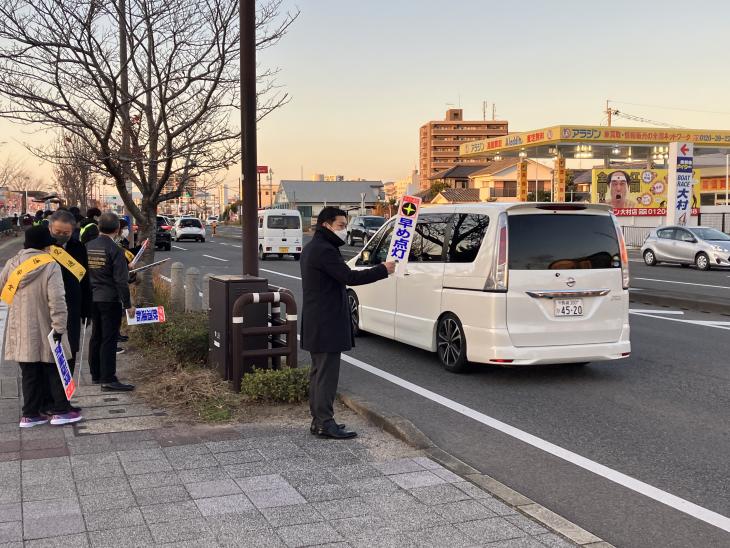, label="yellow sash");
[48,246,86,282]
[123,248,135,263]
[1,254,54,305]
